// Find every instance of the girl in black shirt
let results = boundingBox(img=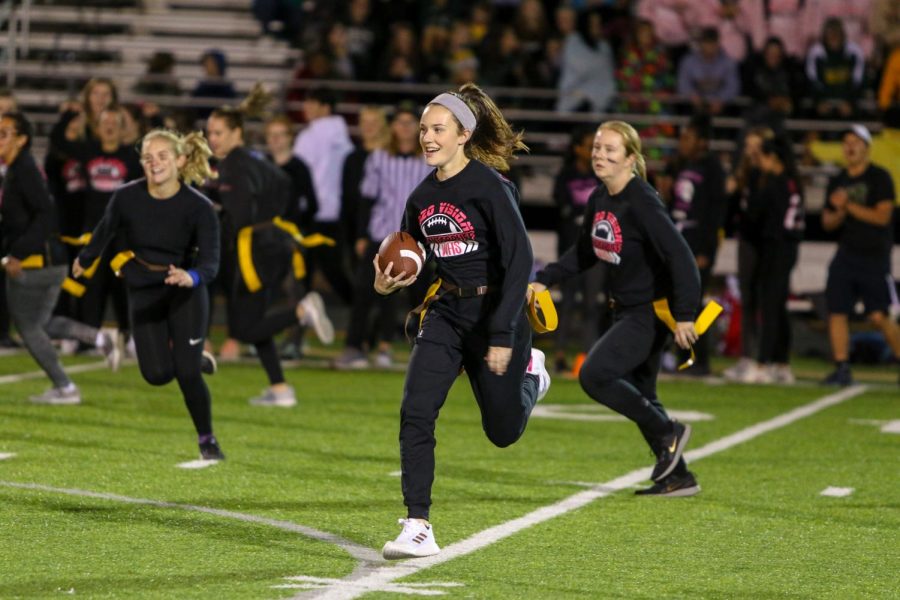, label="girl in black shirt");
[75,129,224,461]
[205,88,334,408]
[374,84,551,560]
[533,120,702,497]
